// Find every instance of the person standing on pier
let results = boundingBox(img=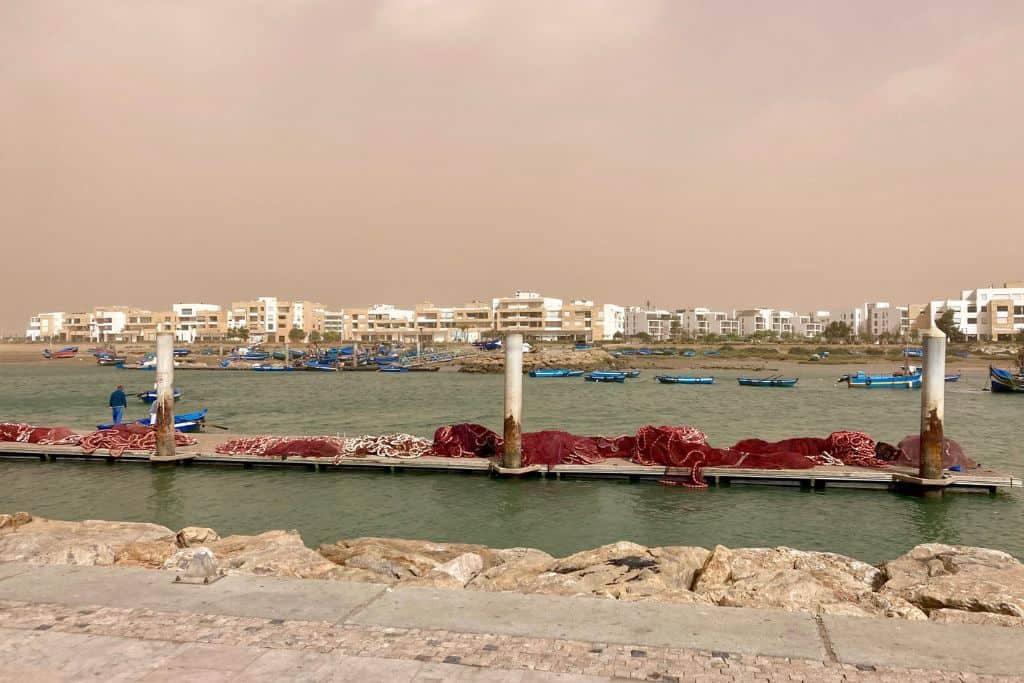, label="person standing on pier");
[108,384,127,425]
